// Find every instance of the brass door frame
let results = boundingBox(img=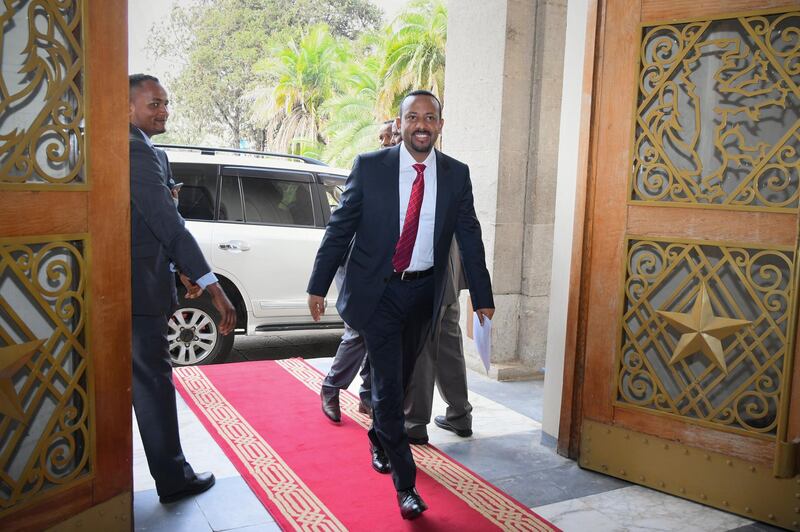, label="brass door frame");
[559,0,800,528]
